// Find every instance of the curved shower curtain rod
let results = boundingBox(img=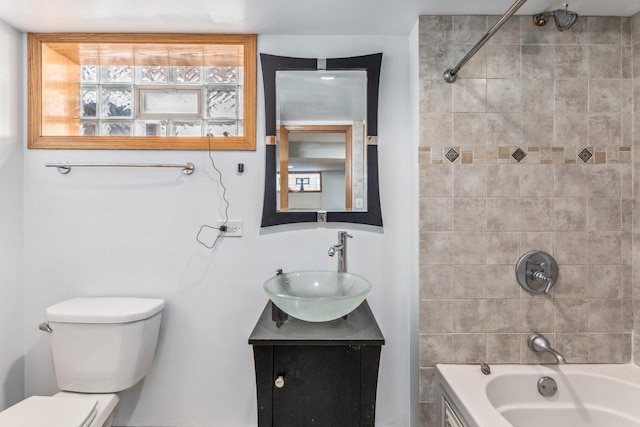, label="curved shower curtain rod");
[443,0,529,83]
